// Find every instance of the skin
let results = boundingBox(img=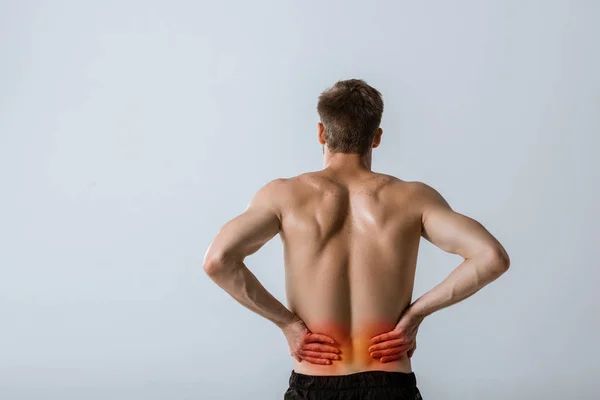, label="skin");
[204,123,510,375]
